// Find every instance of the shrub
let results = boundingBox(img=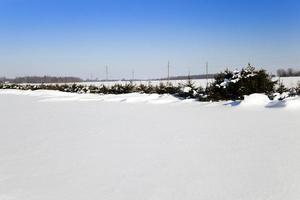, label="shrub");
[178,79,198,99]
[276,82,289,94]
[88,85,101,94]
[153,82,180,95]
[207,63,276,101]
[136,83,155,94]
[122,83,136,93]
[108,83,136,94]
[296,82,300,95]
